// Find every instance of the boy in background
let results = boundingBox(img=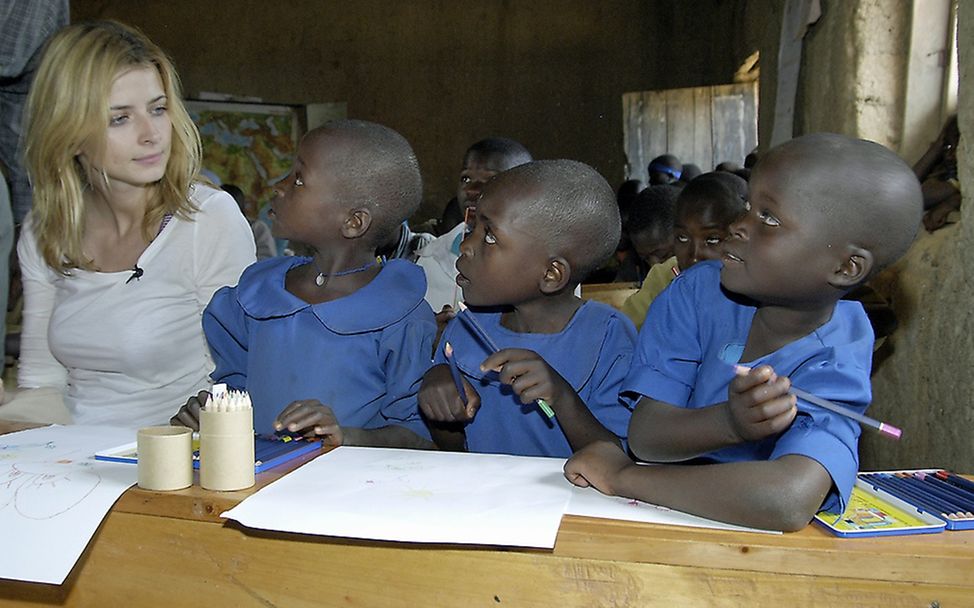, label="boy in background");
[415,137,531,317]
[565,133,922,531]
